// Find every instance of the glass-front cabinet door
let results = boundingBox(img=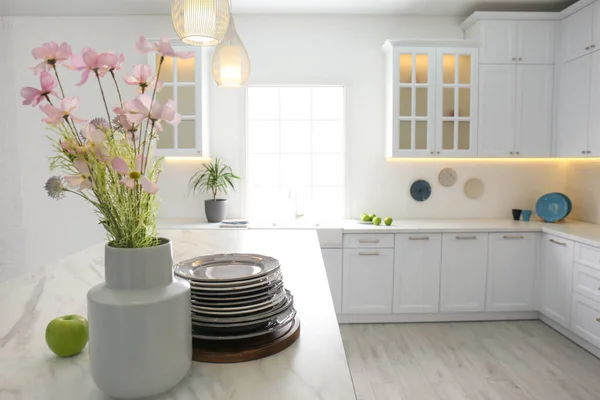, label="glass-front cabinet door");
[392,48,436,157]
[435,48,478,157]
